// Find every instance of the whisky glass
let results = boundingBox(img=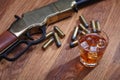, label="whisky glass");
[79,31,109,67]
